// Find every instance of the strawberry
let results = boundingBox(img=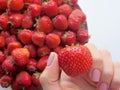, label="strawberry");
[0,51,5,63]
[21,11,34,29]
[52,29,64,37]
[7,41,22,52]
[0,13,9,31]
[18,29,33,44]
[12,48,30,66]
[27,4,42,18]
[0,31,10,39]
[36,16,53,34]
[61,31,76,46]
[58,4,72,17]
[2,56,17,72]
[11,80,21,90]
[37,46,51,57]
[68,9,86,31]
[33,0,42,5]
[24,44,37,58]
[26,58,37,72]
[77,30,89,44]
[53,14,68,30]
[32,71,41,86]
[16,71,31,87]
[54,46,63,54]
[0,0,8,10]
[9,13,23,28]
[37,56,49,72]
[32,31,46,47]
[0,35,5,48]
[8,0,24,11]
[53,0,63,5]
[58,45,93,77]
[0,75,13,88]
[63,0,78,6]
[42,0,58,17]
[6,35,17,45]
[26,84,38,90]
[46,33,61,49]
[24,0,34,4]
